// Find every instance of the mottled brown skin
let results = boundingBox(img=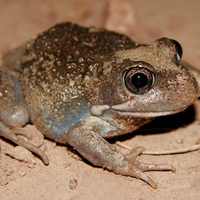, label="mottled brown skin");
[0,22,199,188]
